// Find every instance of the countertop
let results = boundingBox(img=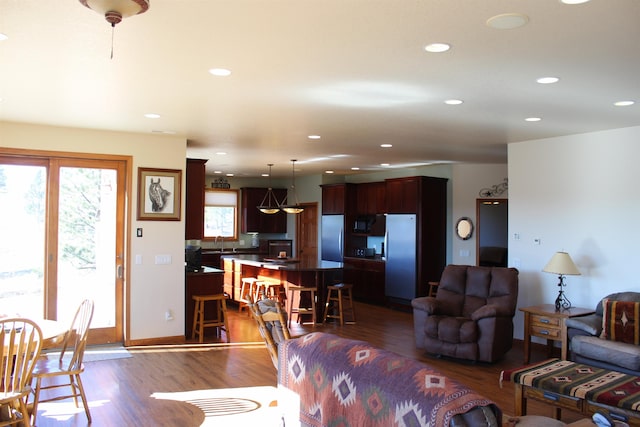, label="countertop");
[221,254,343,271]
